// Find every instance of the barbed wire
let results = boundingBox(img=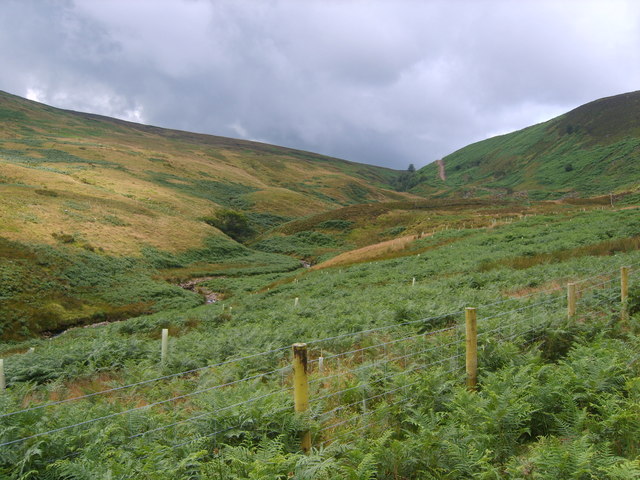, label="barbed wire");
[310,353,464,407]
[477,314,551,339]
[577,288,621,308]
[308,324,460,366]
[4,263,627,416]
[128,385,292,440]
[575,276,618,293]
[132,402,296,463]
[321,419,378,447]
[477,295,563,323]
[0,344,291,420]
[315,377,425,421]
[305,311,464,347]
[501,323,548,343]
[1,262,635,453]
[318,363,464,440]
[308,336,464,387]
[0,365,291,447]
